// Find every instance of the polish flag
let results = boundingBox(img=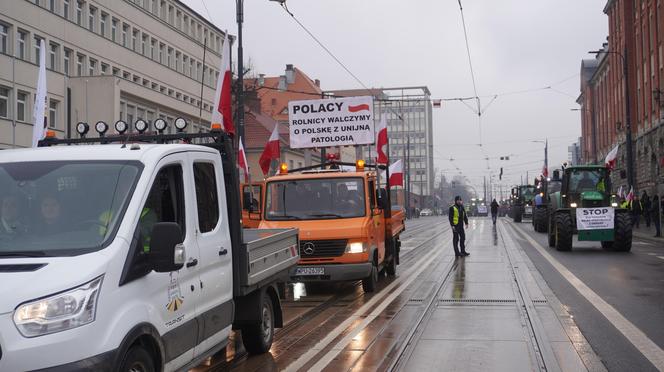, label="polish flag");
[259,124,280,175]
[238,137,249,183]
[32,39,47,147]
[626,186,634,202]
[617,185,624,199]
[211,33,235,135]
[542,164,549,178]
[389,160,403,187]
[376,116,388,164]
[605,144,619,170]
